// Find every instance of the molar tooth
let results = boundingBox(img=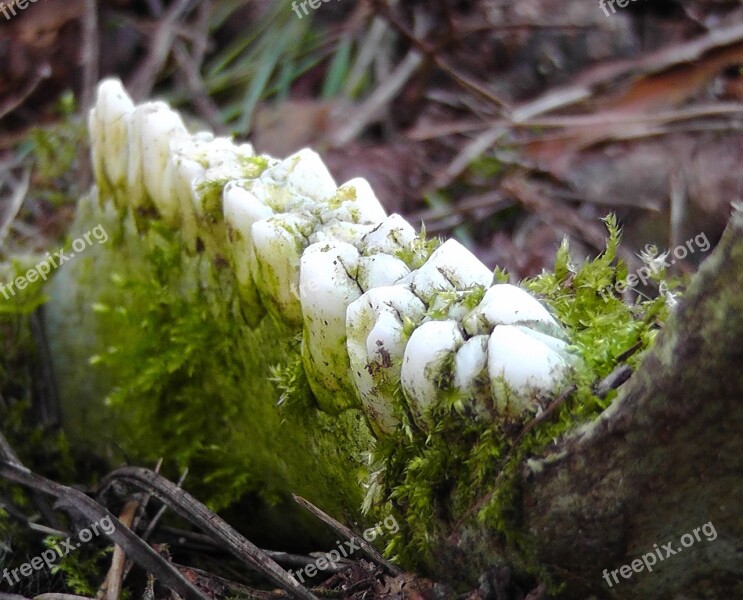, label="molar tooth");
[308,219,376,246]
[320,178,387,225]
[453,335,489,394]
[359,214,417,255]
[408,239,493,304]
[139,105,189,225]
[223,182,275,317]
[264,148,337,201]
[250,214,313,325]
[487,325,570,416]
[347,286,426,434]
[357,254,410,290]
[96,79,135,195]
[299,241,363,412]
[463,283,561,337]
[401,320,464,427]
[127,103,160,210]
